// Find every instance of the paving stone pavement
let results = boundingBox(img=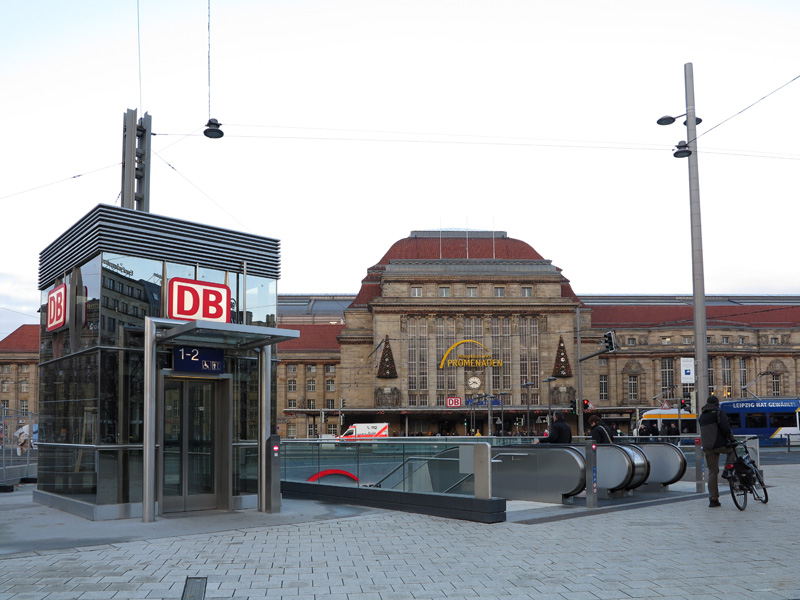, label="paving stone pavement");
[0,465,799,600]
